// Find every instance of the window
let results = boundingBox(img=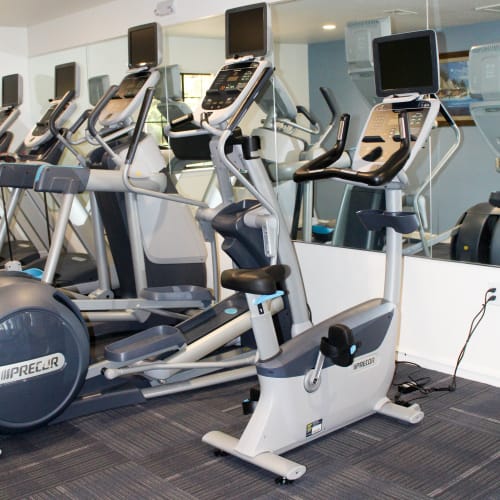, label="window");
[181,73,213,110]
